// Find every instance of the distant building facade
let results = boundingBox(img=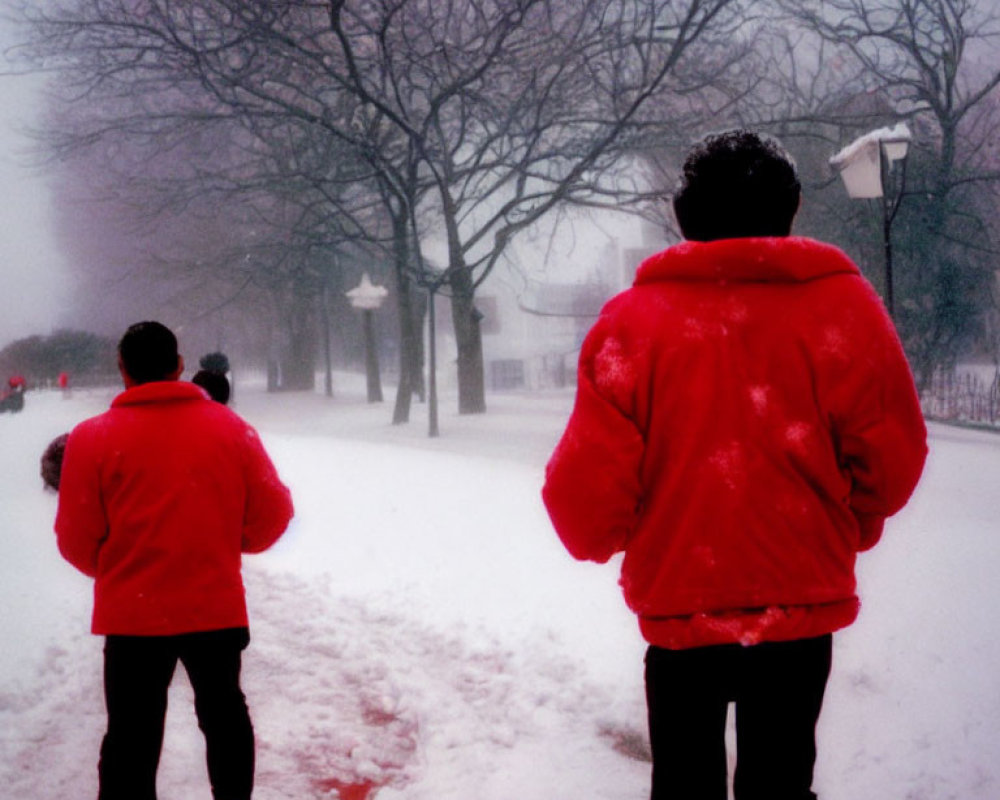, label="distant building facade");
[432,217,668,392]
